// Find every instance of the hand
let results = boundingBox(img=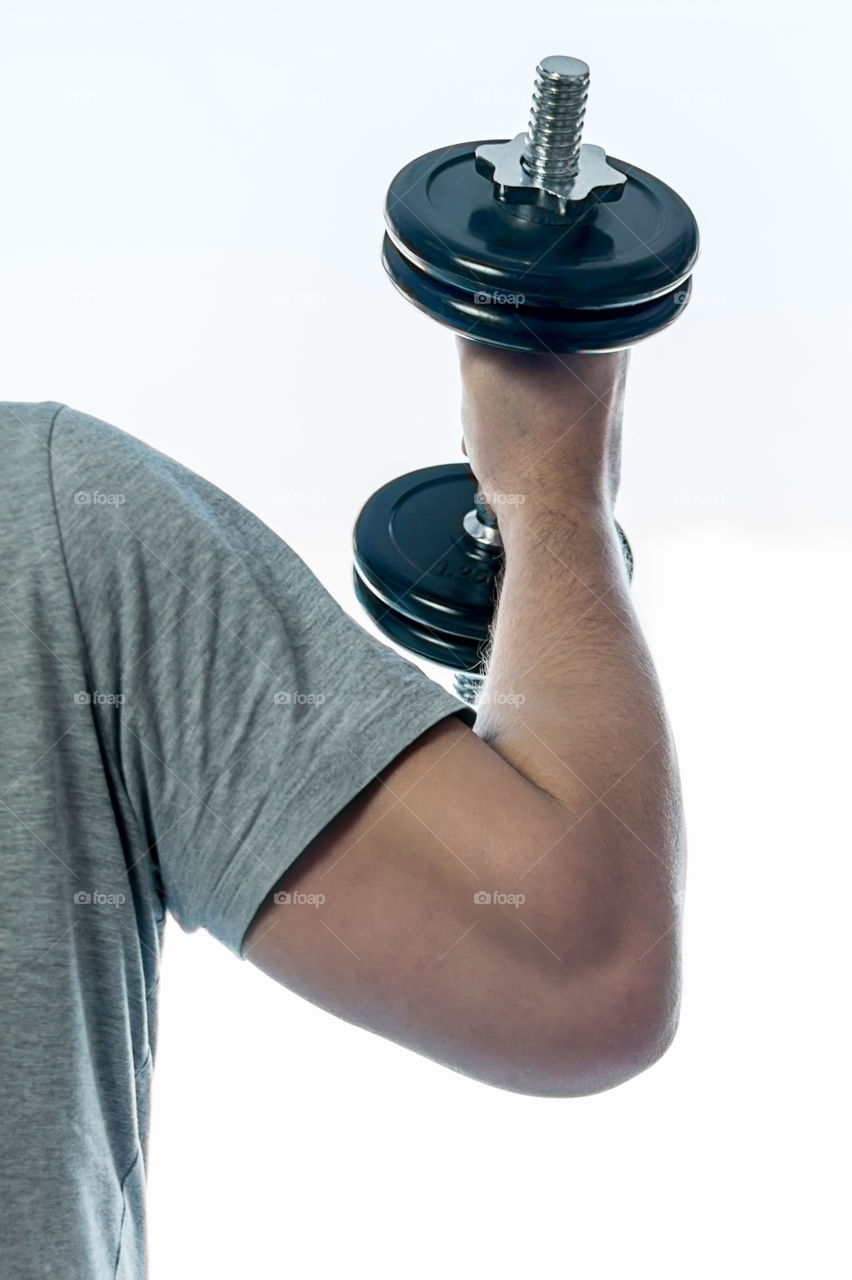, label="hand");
[456,337,630,520]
